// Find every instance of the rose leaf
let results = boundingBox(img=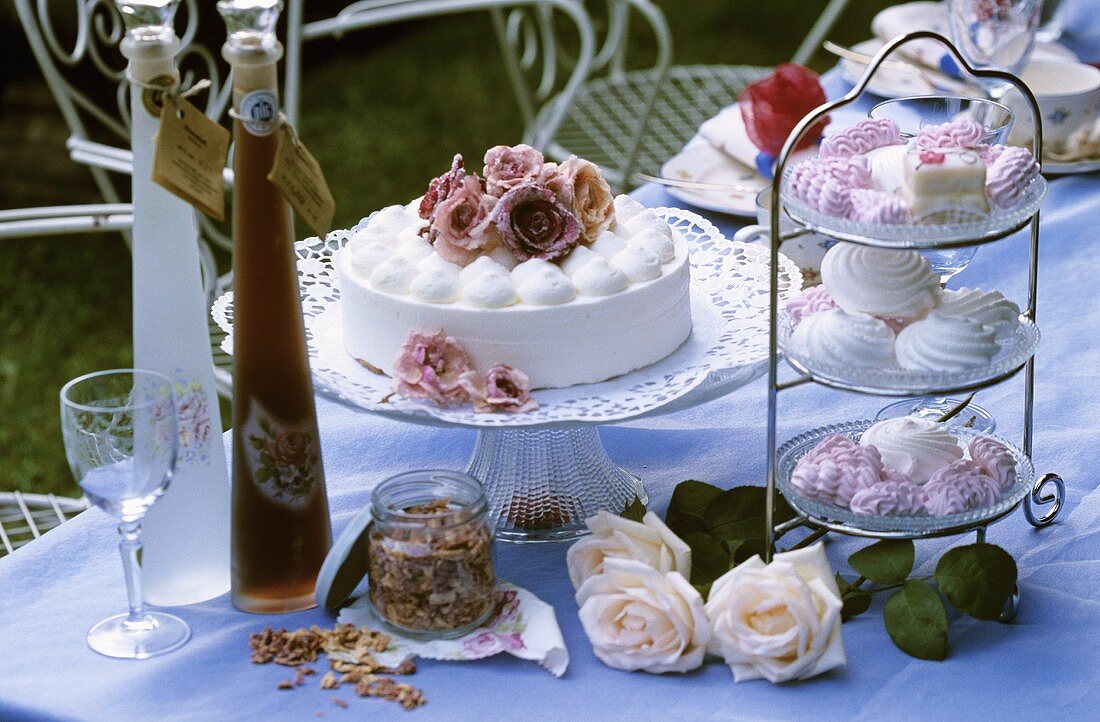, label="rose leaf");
[883,581,948,661]
[703,486,796,542]
[725,538,768,565]
[664,480,723,538]
[836,574,872,621]
[683,532,731,589]
[620,496,647,523]
[848,539,915,585]
[935,543,1018,621]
